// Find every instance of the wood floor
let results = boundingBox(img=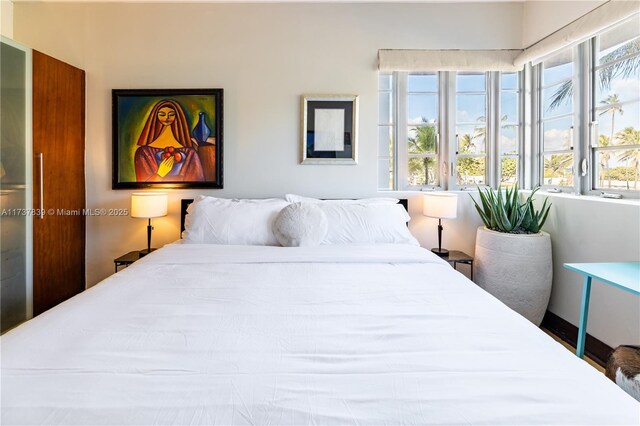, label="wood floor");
[543,328,605,373]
